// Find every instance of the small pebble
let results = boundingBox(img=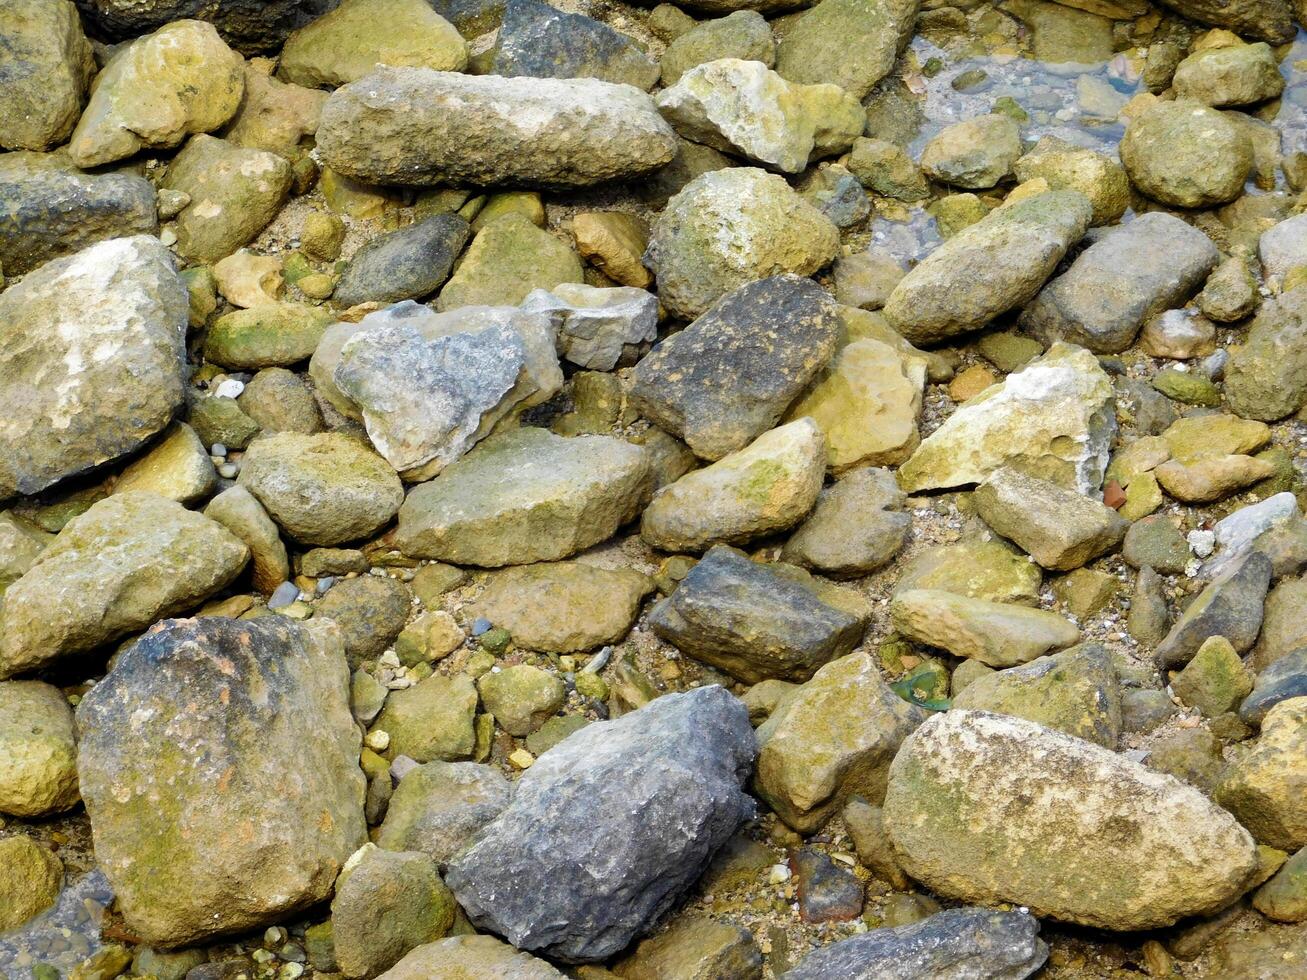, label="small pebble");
[267,581,301,610]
